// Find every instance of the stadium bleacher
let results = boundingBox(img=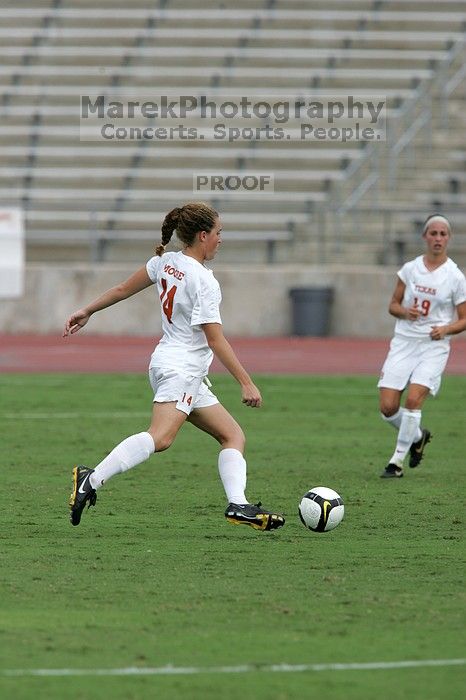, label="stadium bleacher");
[0,0,465,264]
